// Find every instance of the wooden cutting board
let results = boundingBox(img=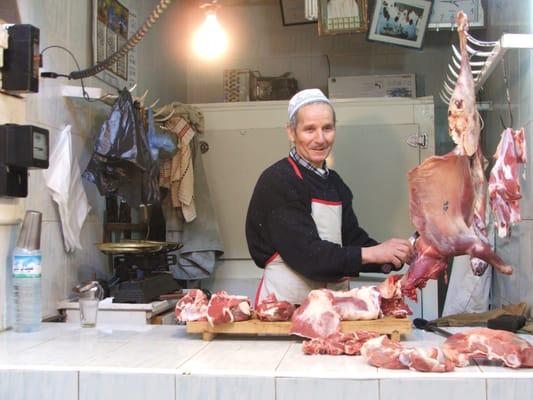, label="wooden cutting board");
[187,316,412,341]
